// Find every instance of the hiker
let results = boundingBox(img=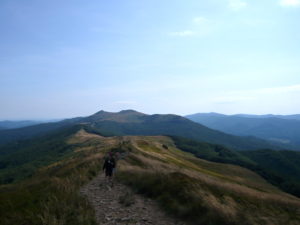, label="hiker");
[103,152,116,187]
